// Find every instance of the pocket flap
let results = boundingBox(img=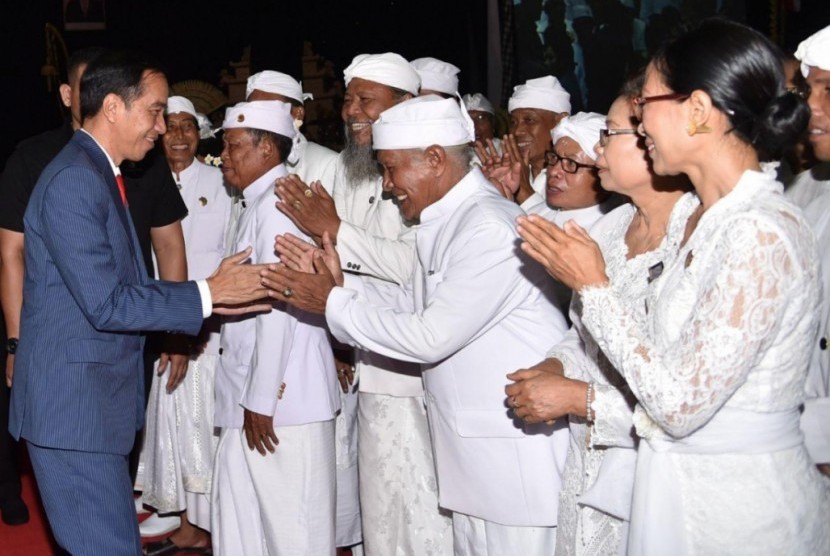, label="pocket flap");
[455,409,525,438]
[66,338,120,364]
